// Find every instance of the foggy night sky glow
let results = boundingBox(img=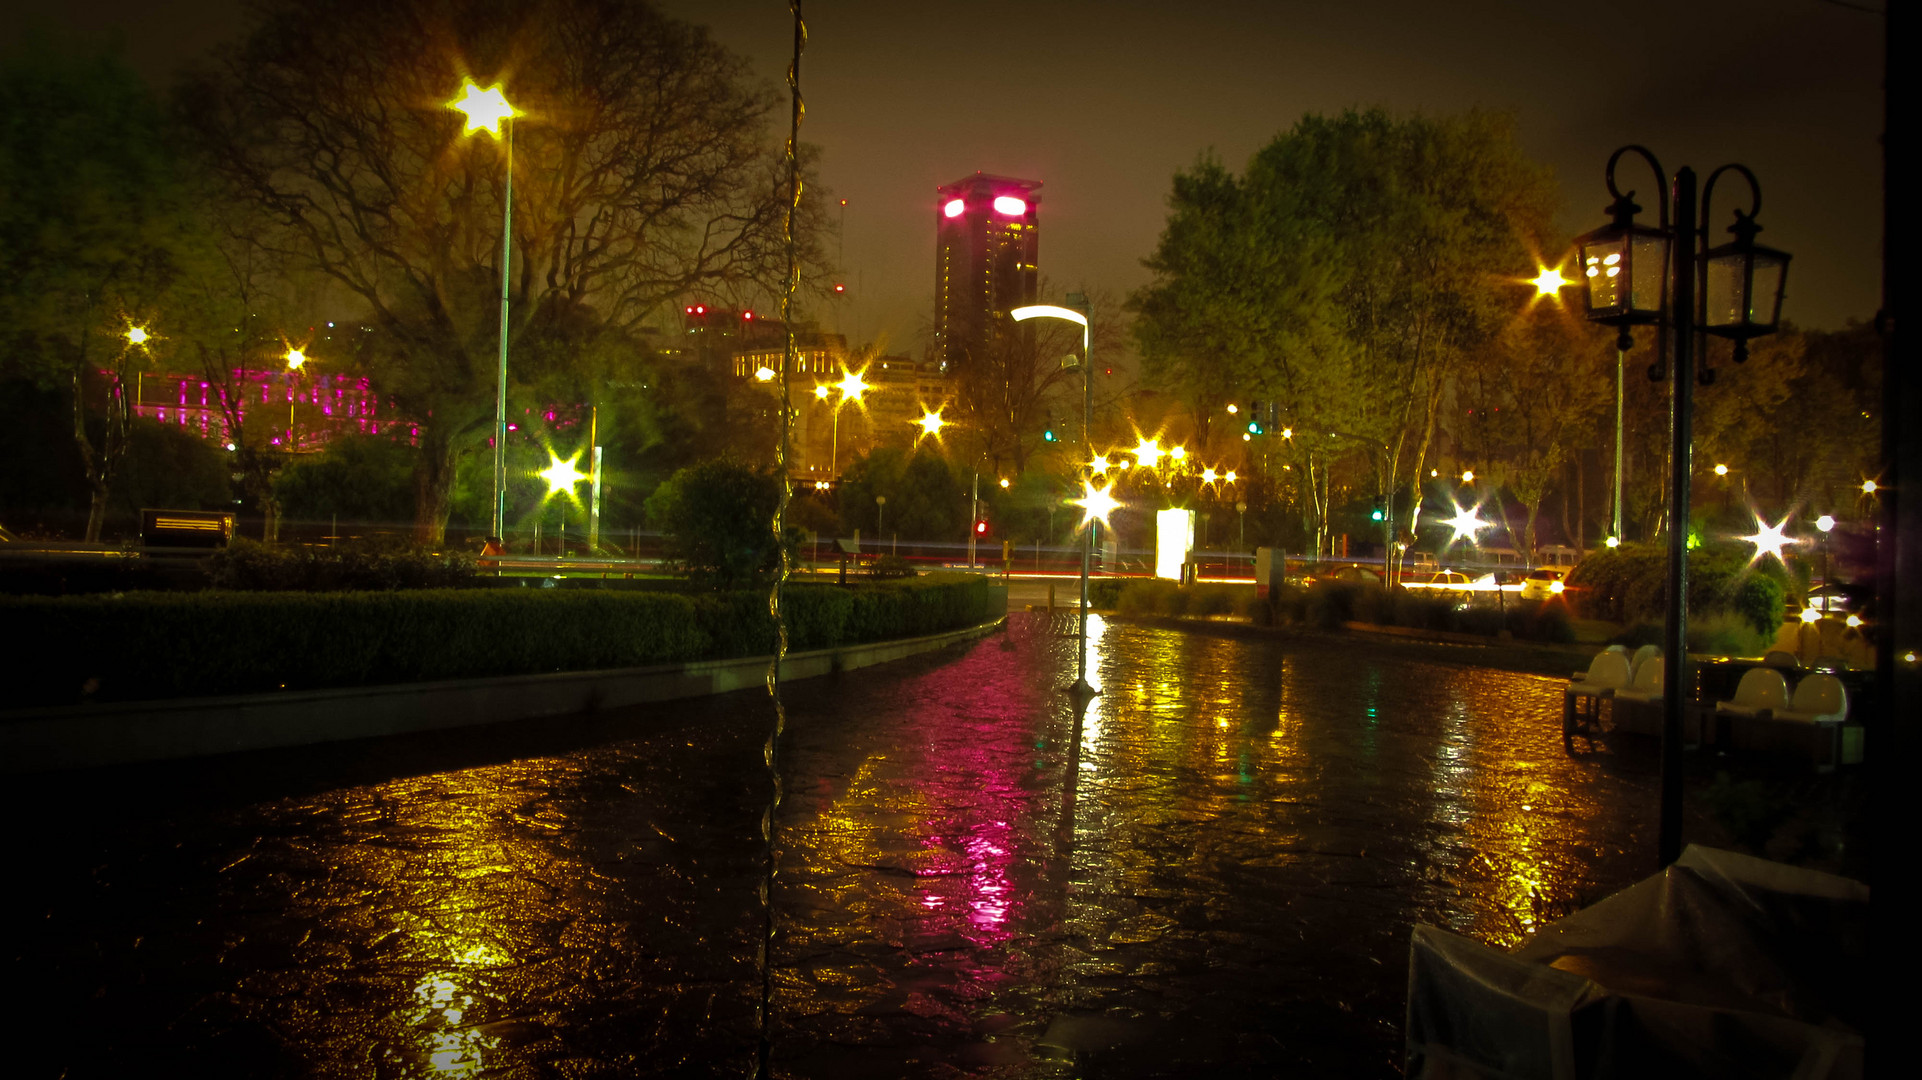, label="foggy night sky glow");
[12,0,1885,359]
